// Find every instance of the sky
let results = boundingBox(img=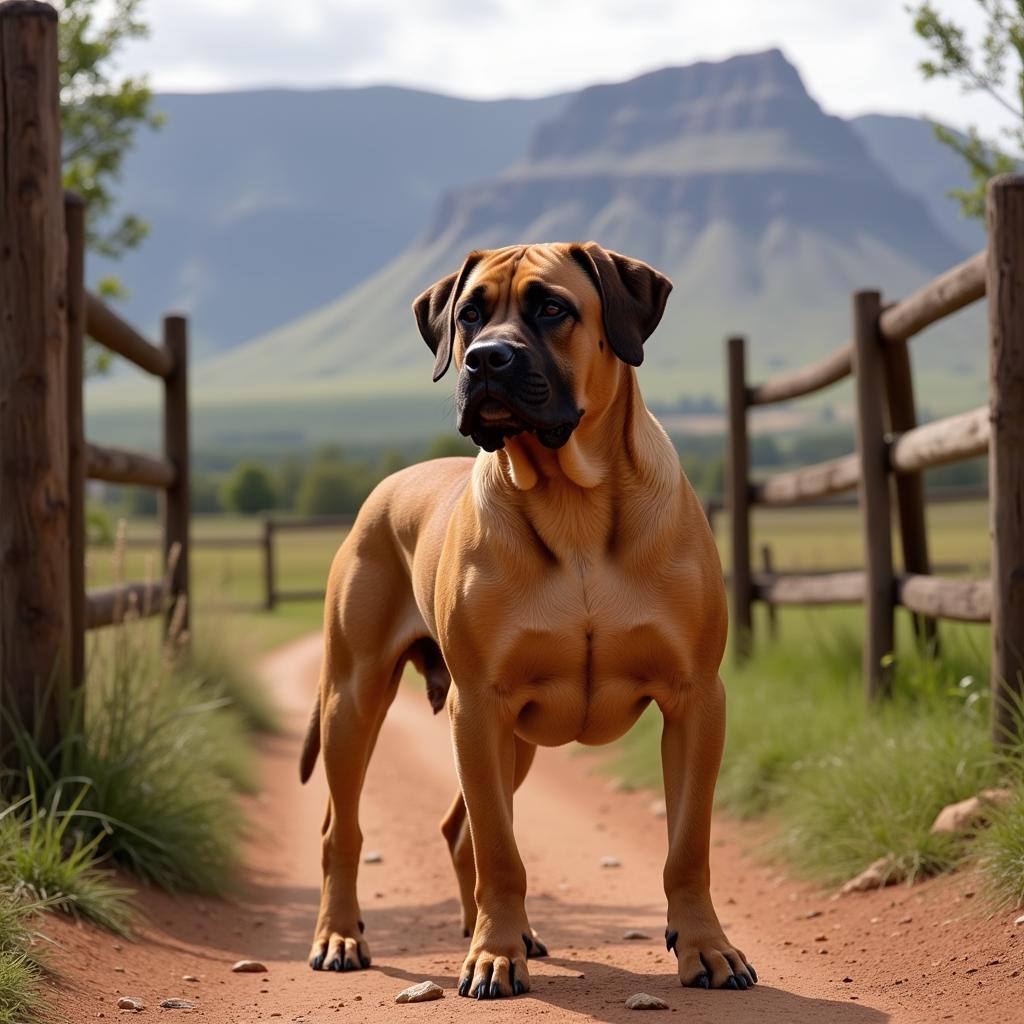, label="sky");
[115,0,1015,140]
